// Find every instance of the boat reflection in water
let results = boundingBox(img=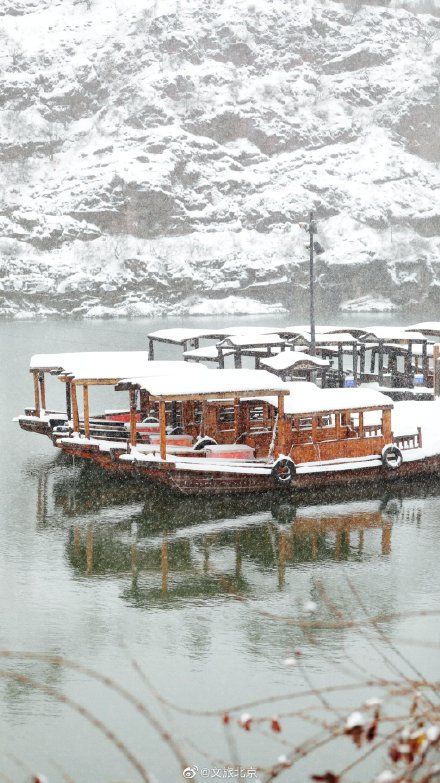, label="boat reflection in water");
[30,456,425,608]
